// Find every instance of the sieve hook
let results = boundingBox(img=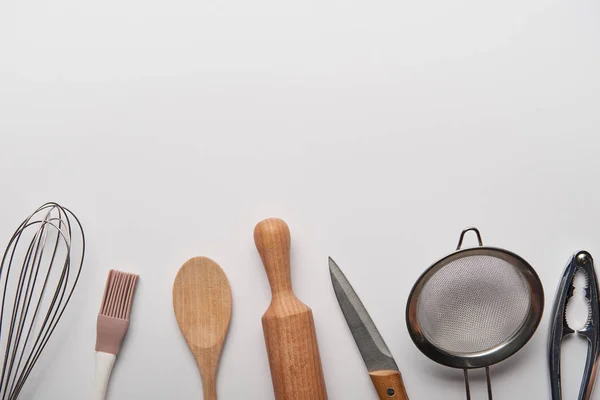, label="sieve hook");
[456,227,483,250]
